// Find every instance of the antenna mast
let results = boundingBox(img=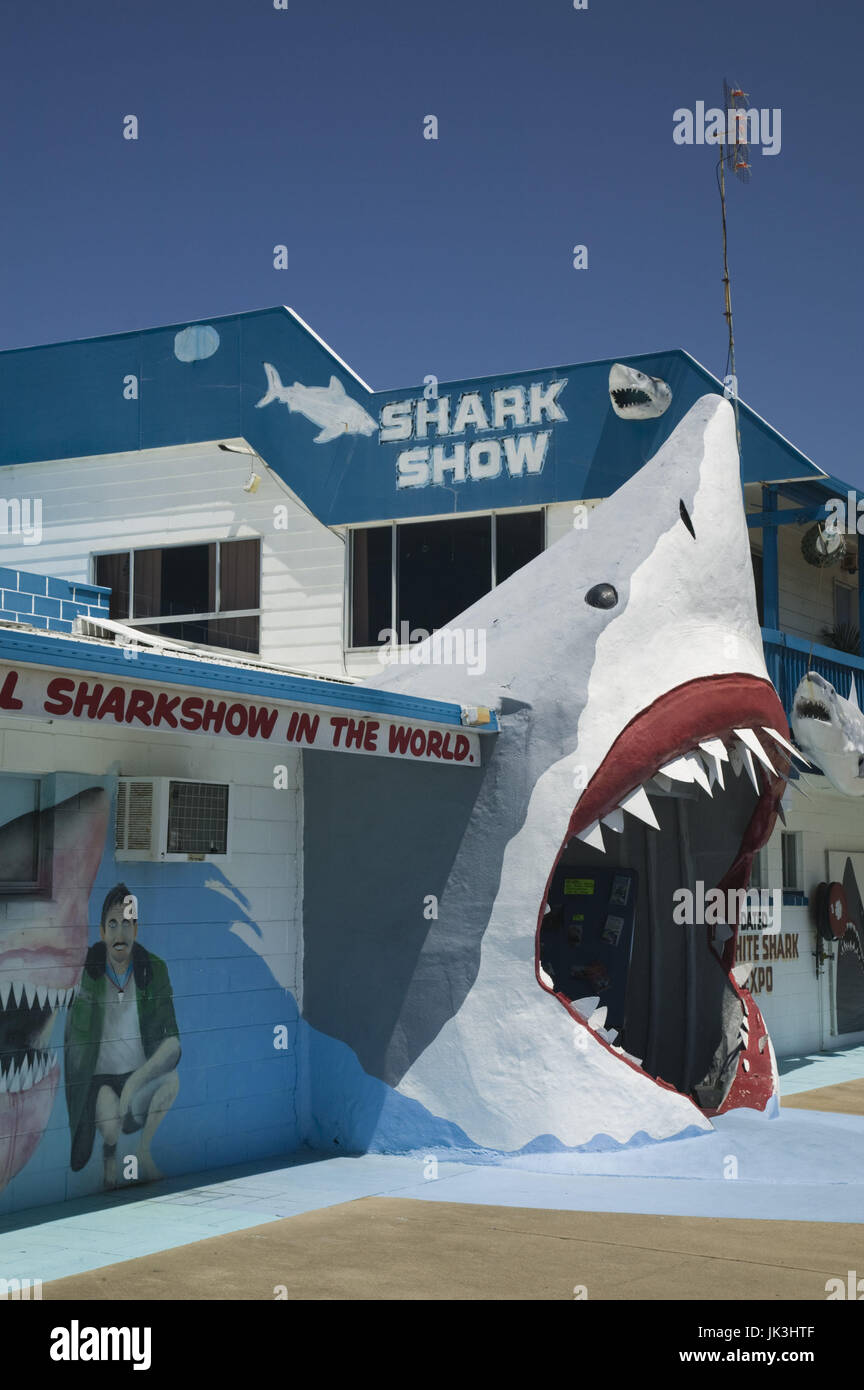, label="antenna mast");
[715,80,751,454]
